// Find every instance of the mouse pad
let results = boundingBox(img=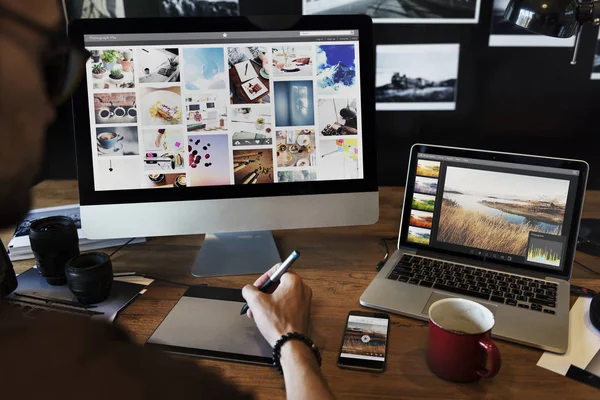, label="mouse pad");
[145,285,273,366]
